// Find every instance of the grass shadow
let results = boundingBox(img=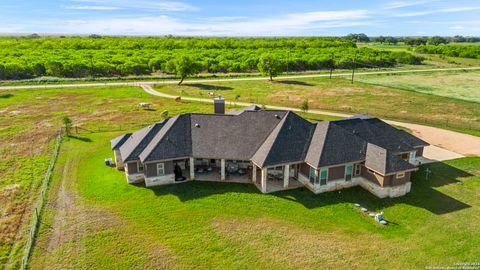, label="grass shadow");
[144,161,472,216]
[69,135,93,142]
[276,80,314,86]
[184,83,233,91]
[0,93,13,98]
[149,181,257,201]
